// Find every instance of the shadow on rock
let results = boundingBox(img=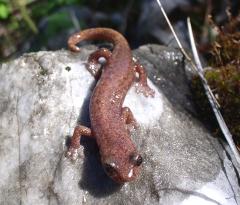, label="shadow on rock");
[79,137,122,197]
